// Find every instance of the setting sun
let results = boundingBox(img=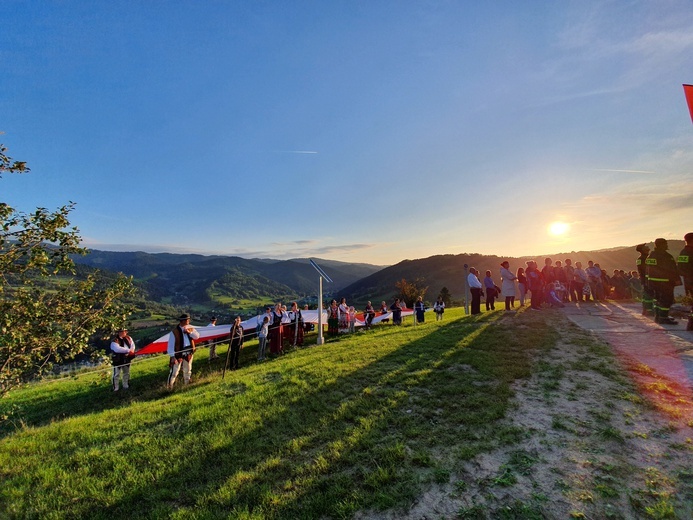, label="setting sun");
[549,221,570,236]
